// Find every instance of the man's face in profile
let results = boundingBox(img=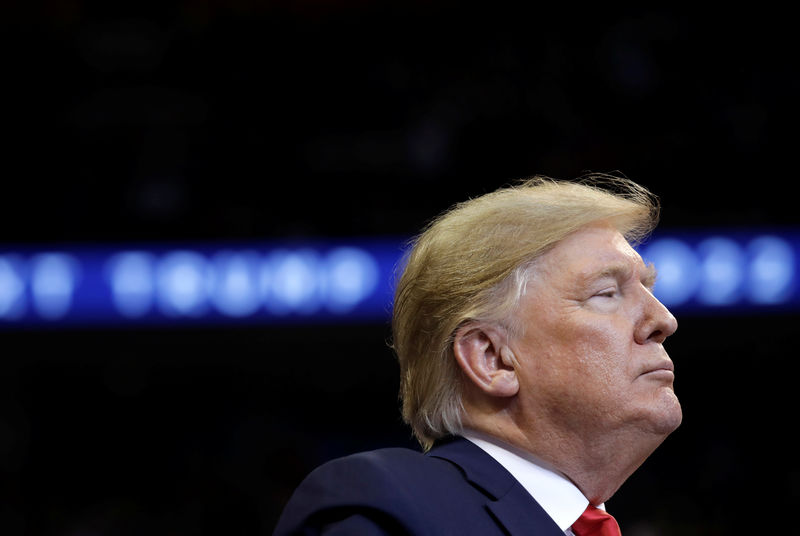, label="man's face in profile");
[509,222,682,442]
